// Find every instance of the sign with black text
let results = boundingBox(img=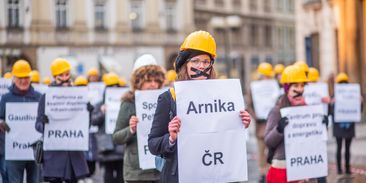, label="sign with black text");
[44,87,89,150]
[175,79,248,183]
[334,84,361,122]
[5,103,41,160]
[281,105,328,181]
[135,89,165,169]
